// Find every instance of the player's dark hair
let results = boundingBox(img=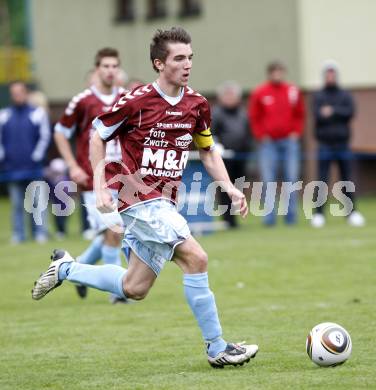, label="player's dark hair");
[95,47,120,67]
[150,27,191,72]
